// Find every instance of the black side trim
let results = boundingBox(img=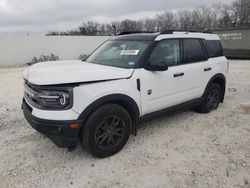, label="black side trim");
[78,94,140,136]
[136,79,141,92]
[140,98,203,122]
